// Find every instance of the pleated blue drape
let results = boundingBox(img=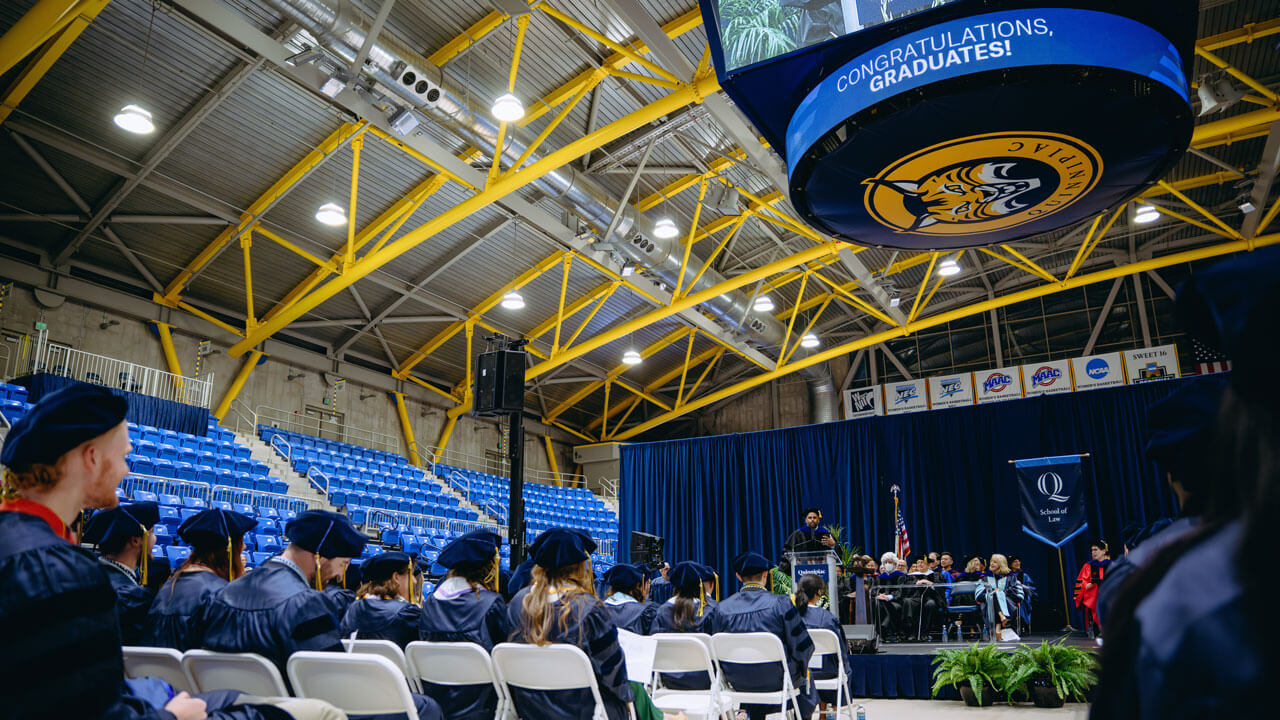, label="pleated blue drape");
[620,380,1185,627]
[18,373,211,436]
